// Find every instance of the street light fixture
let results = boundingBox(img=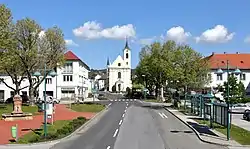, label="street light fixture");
[215,60,241,141]
[33,64,57,138]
